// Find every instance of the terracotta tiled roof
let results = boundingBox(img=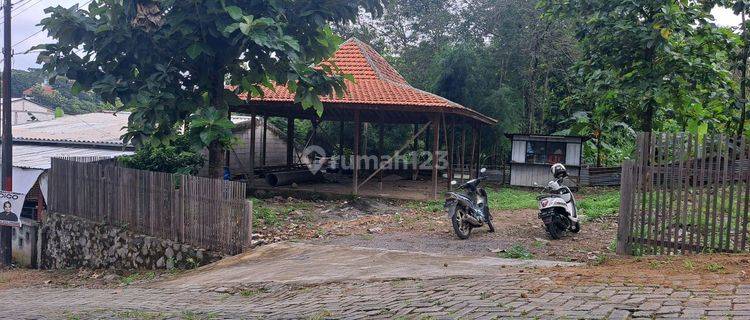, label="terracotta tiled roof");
[241,38,495,124]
